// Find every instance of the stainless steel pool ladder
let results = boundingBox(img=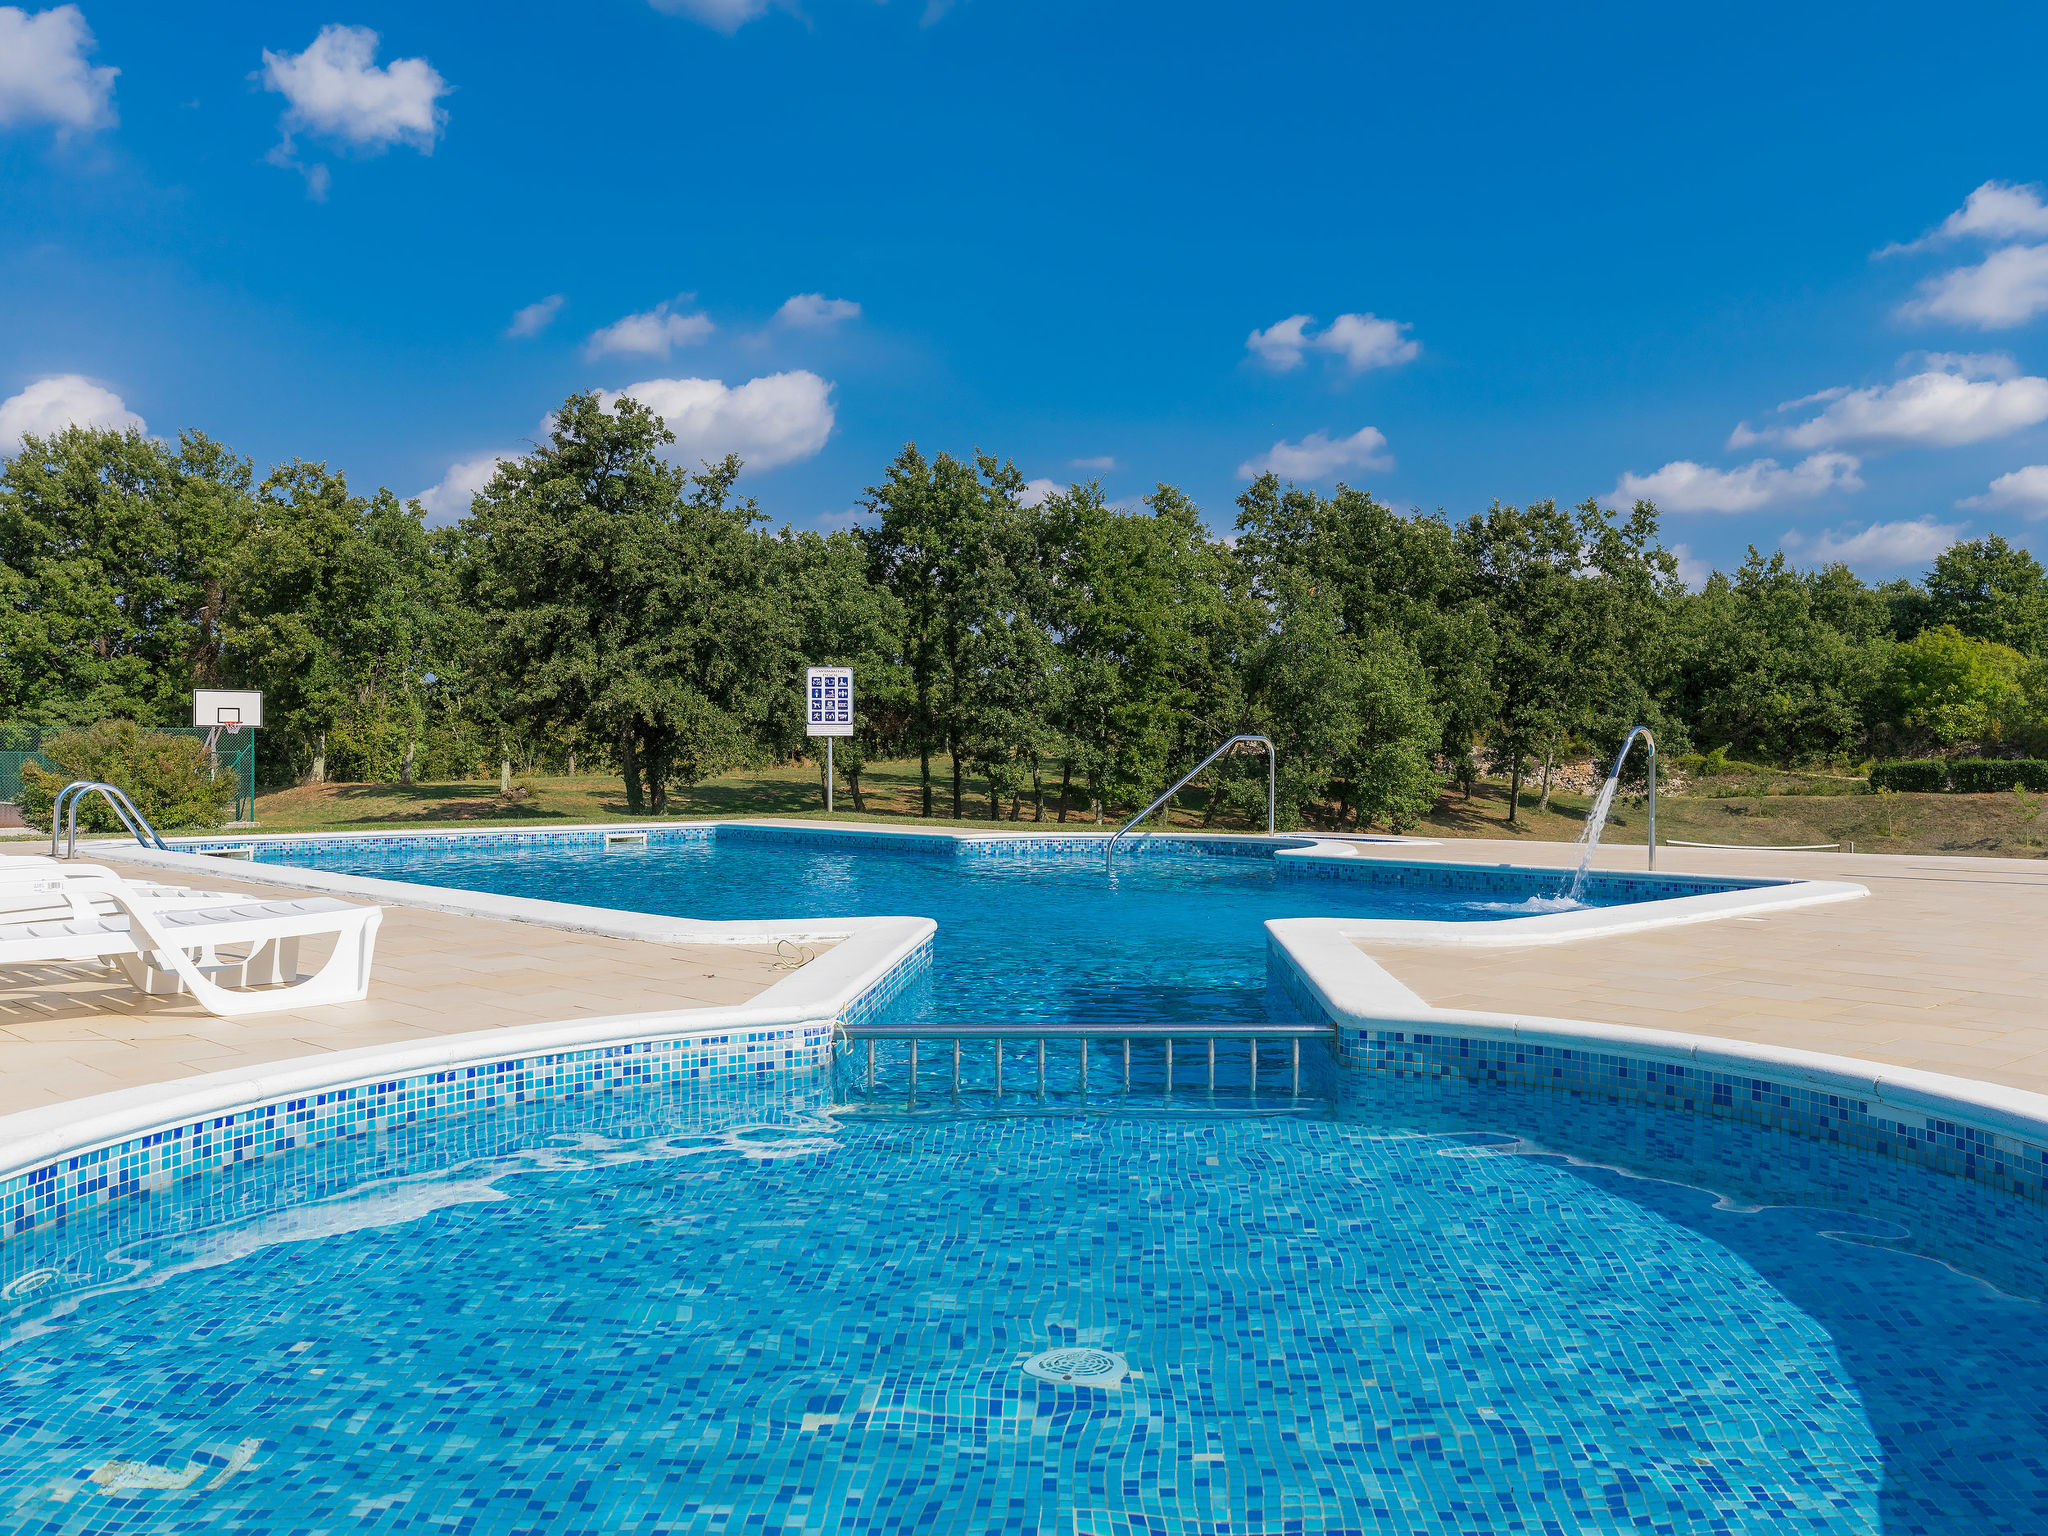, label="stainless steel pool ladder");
[50,781,169,859]
[1105,734,1275,866]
